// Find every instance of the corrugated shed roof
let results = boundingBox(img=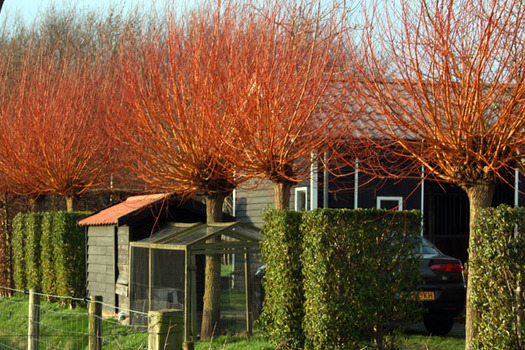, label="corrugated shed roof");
[78,193,170,226]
